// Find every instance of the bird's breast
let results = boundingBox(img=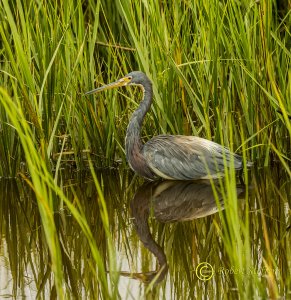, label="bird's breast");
[125,137,155,180]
